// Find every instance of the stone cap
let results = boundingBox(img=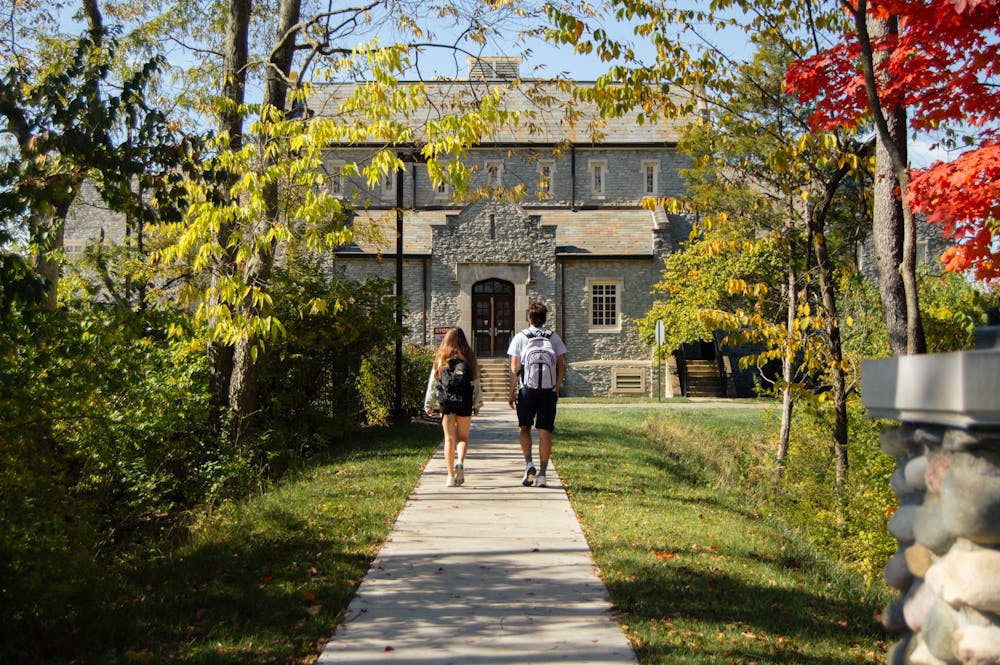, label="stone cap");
[861,348,1000,427]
